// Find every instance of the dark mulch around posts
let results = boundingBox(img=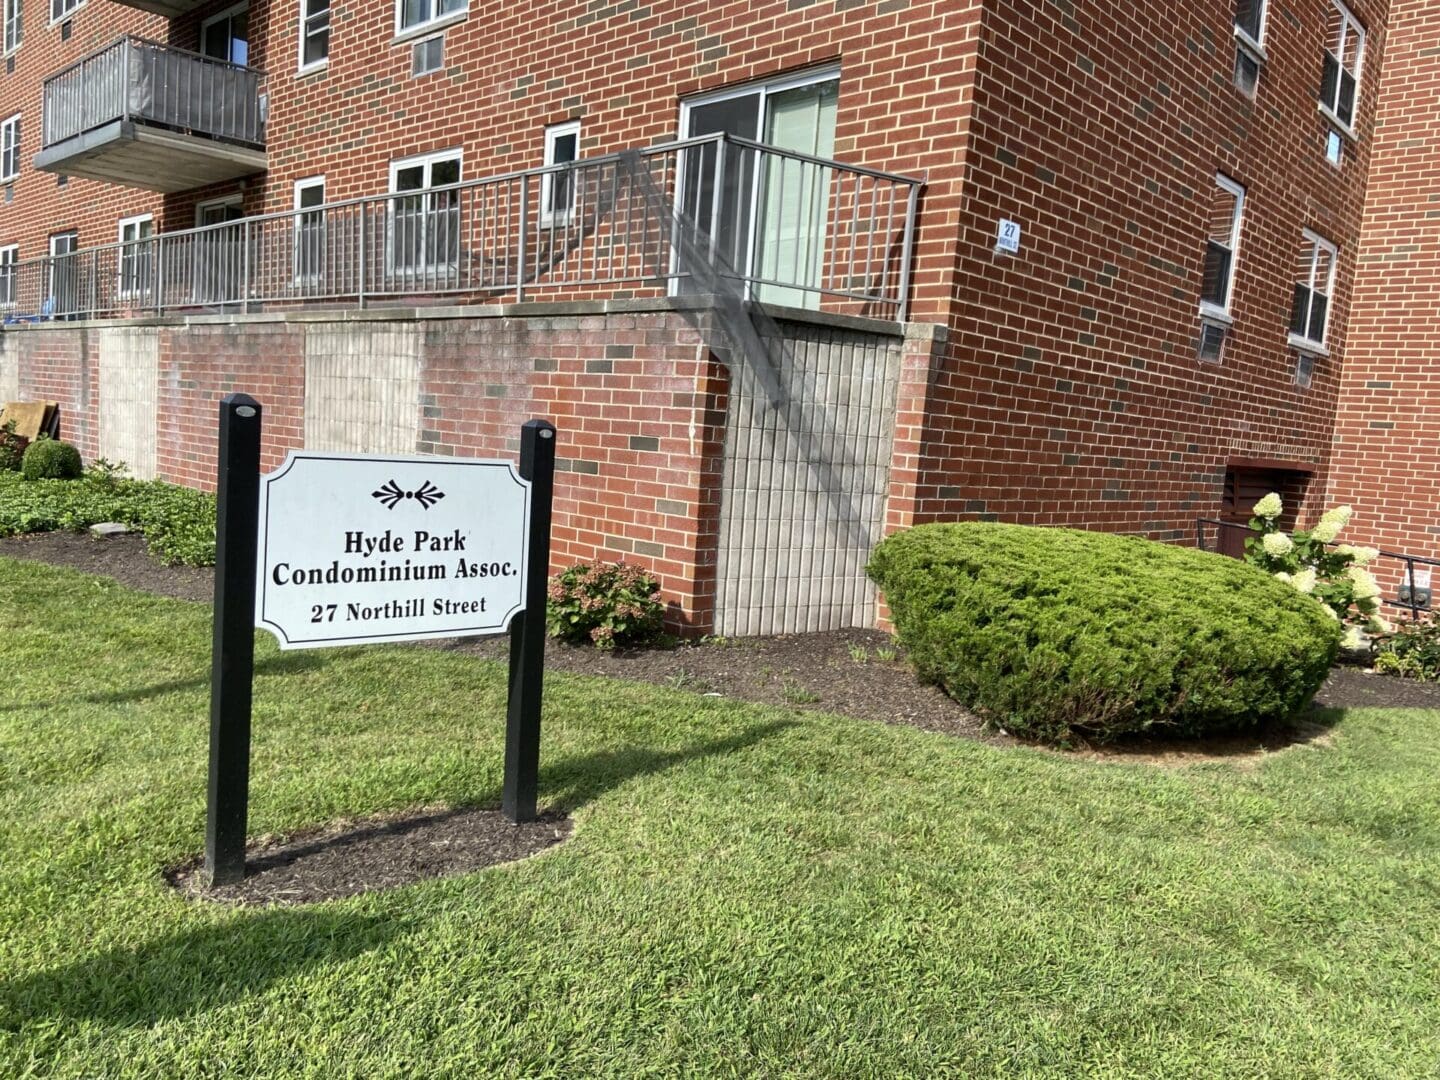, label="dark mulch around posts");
[166,807,572,906]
